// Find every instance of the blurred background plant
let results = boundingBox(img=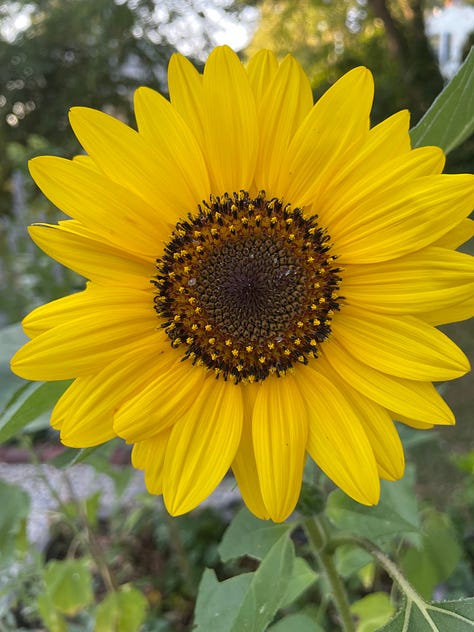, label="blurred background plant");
[0,1,473,630]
